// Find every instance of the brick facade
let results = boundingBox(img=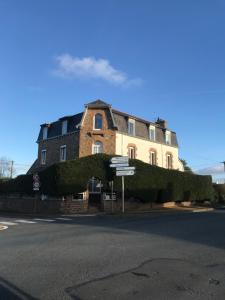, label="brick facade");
[38,131,79,169]
[79,108,116,157]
